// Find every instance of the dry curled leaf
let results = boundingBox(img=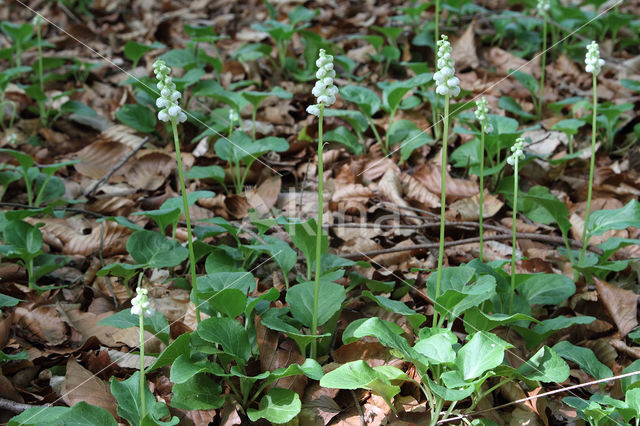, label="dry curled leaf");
[62,358,118,417]
[412,164,478,199]
[14,303,68,346]
[594,277,638,337]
